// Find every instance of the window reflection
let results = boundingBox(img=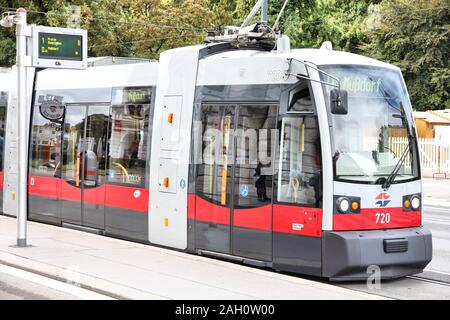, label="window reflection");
[197,105,234,205]
[288,83,314,113]
[196,104,278,209]
[234,105,277,208]
[108,88,151,187]
[30,107,62,178]
[277,116,321,207]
